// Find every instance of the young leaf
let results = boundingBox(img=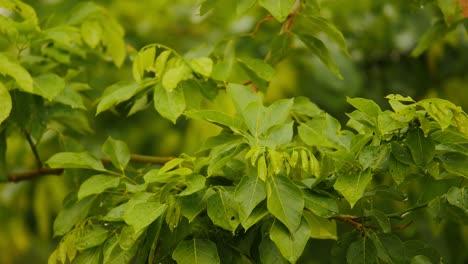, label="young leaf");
[46,152,106,171]
[124,201,167,233]
[32,73,66,100]
[81,20,102,48]
[240,202,269,230]
[235,175,267,221]
[0,53,33,92]
[346,97,382,122]
[226,83,262,116]
[0,83,12,126]
[77,174,120,200]
[334,169,373,208]
[303,211,337,240]
[266,175,304,233]
[259,235,288,264]
[412,20,448,57]
[293,15,349,56]
[153,83,186,123]
[237,57,275,81]
[187,57,213,77]
[133,46,156,81]
[295,34,343,79]
[303,191,338,218]
[184,109,246,132]
[346,237,377,264]
[258,0,296,22]
[179,189,214,222]
[162,63,191,91]
[446,187,468,211]
[102,136,130,171]
[270,218,310,263]
[53,196,95,236]
[96,81,141,115]
[172,239,220,264]
[405,128,435,167]
[178,174,206,196]
[75,224,108,250]
[207,190,240,232]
